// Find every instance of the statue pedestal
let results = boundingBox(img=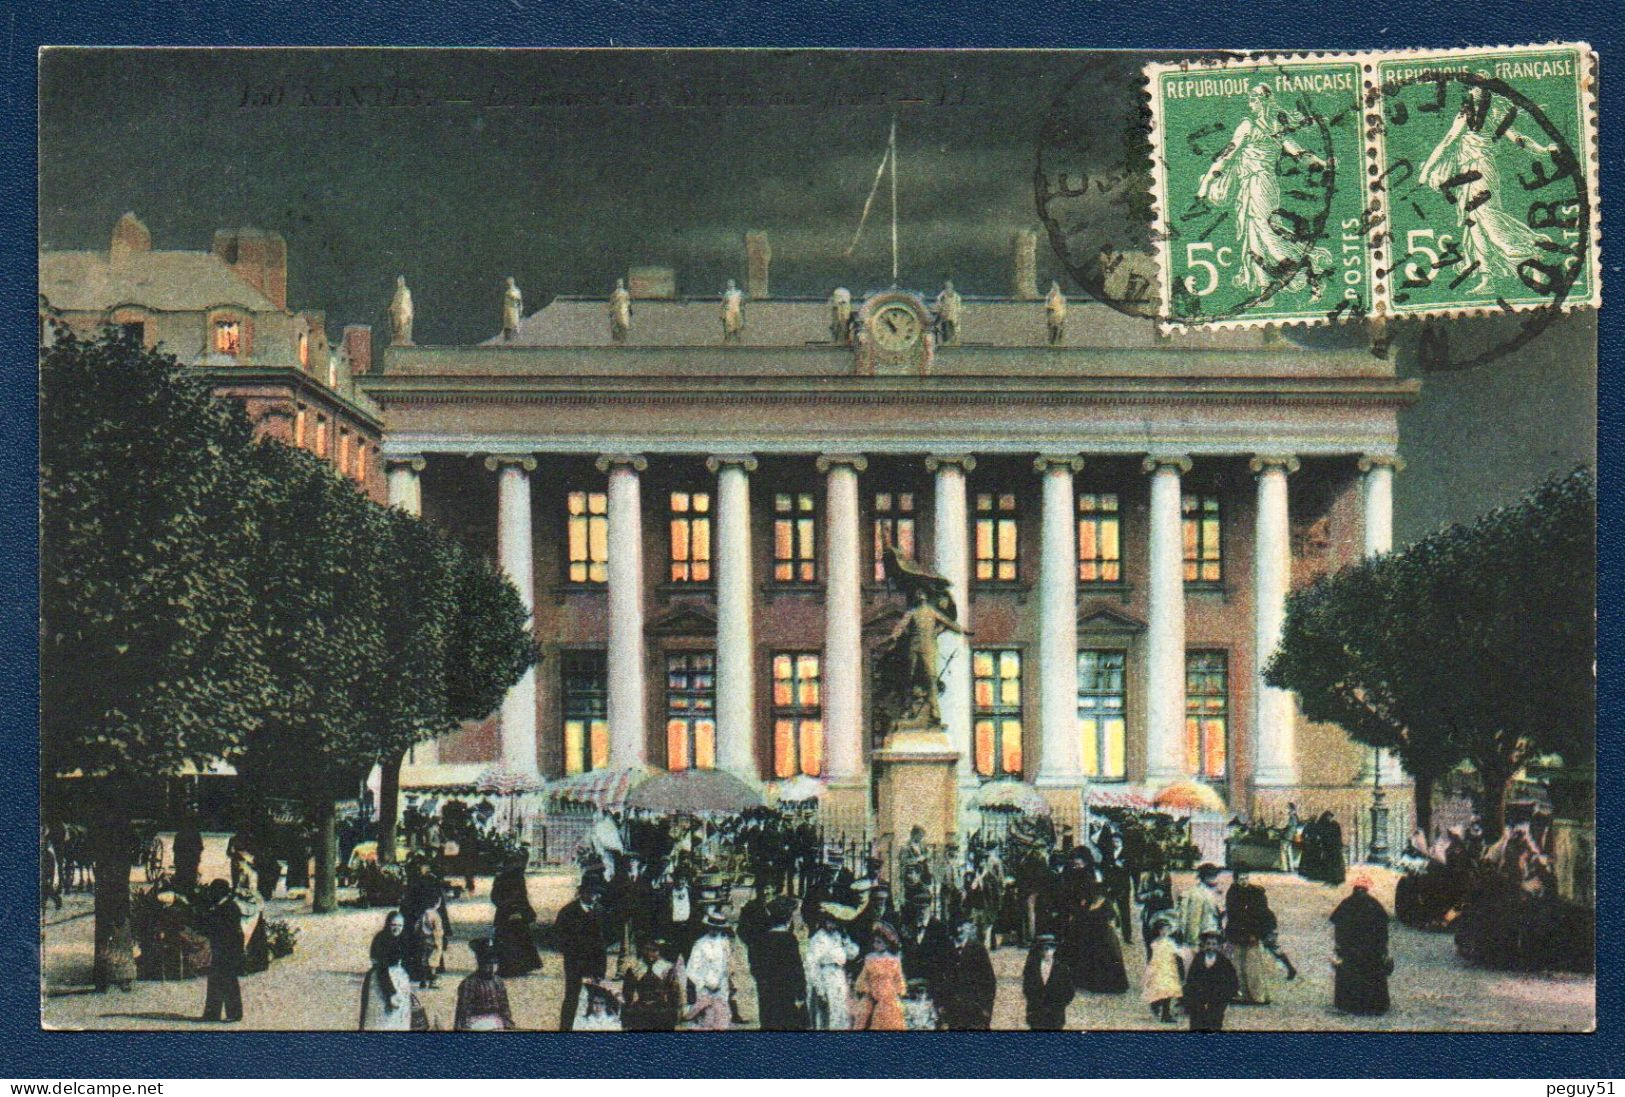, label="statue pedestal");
[872,724,960,848]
